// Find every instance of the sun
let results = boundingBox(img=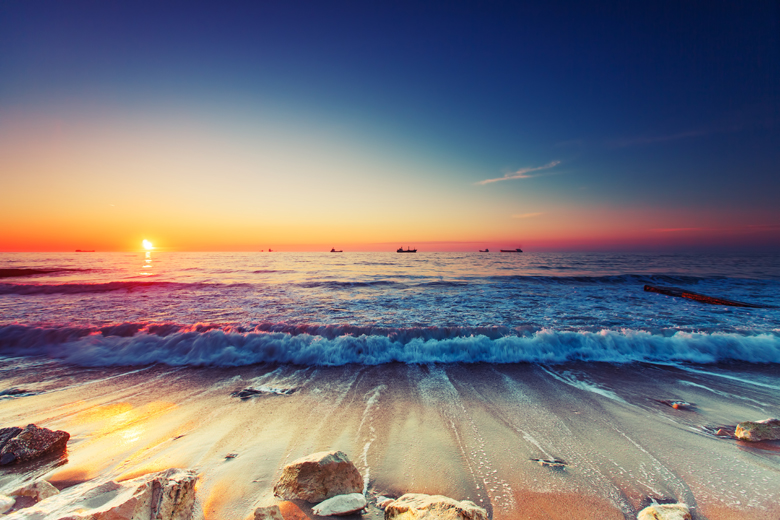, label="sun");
[142,239,154,250]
